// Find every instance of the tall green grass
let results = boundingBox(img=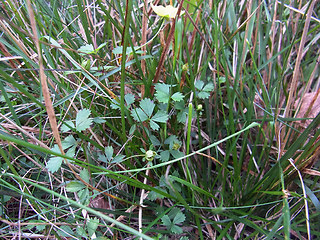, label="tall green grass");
[0,0,319,239]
